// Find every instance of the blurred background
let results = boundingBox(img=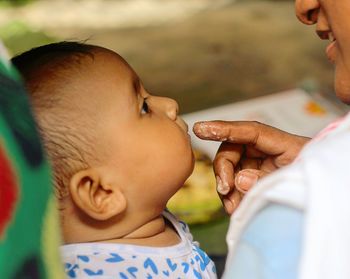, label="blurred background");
[0,0,342,276]
[0,0,337,111]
